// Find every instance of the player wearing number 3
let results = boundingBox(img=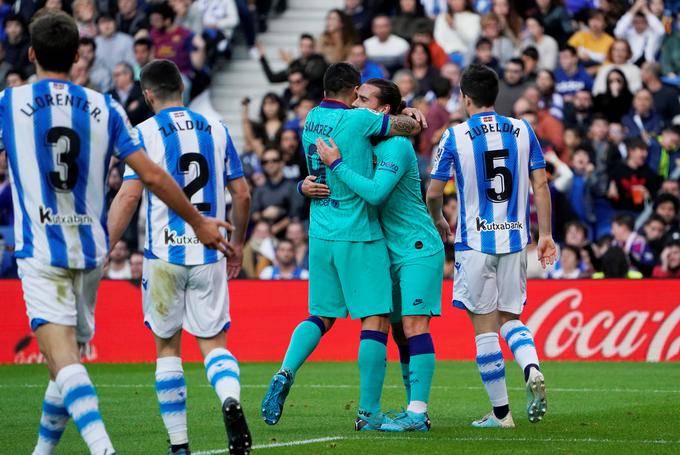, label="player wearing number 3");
[108,60,252,455]
[427,64,557,428]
